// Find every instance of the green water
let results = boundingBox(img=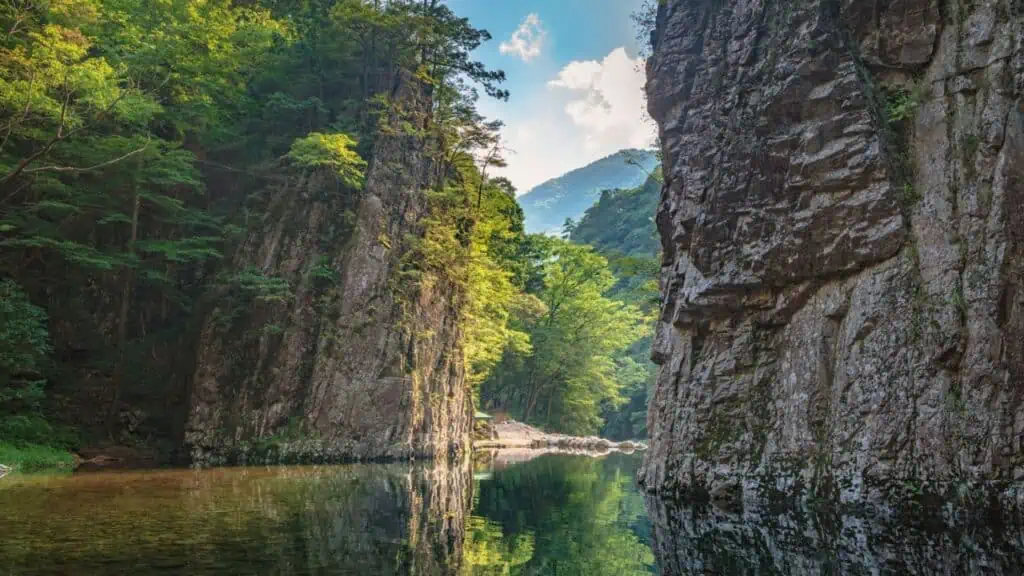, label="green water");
[0,453,655,575]
[9,452,1022,575]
